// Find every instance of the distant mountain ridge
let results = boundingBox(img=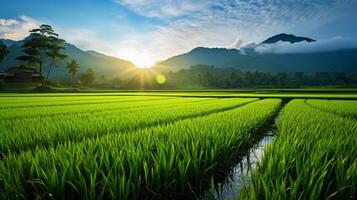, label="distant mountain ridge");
[2,33,357,79]
[156,33,357,73]
[0,39,16,47]
[0,38,137,79]
[261,33,315,44]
